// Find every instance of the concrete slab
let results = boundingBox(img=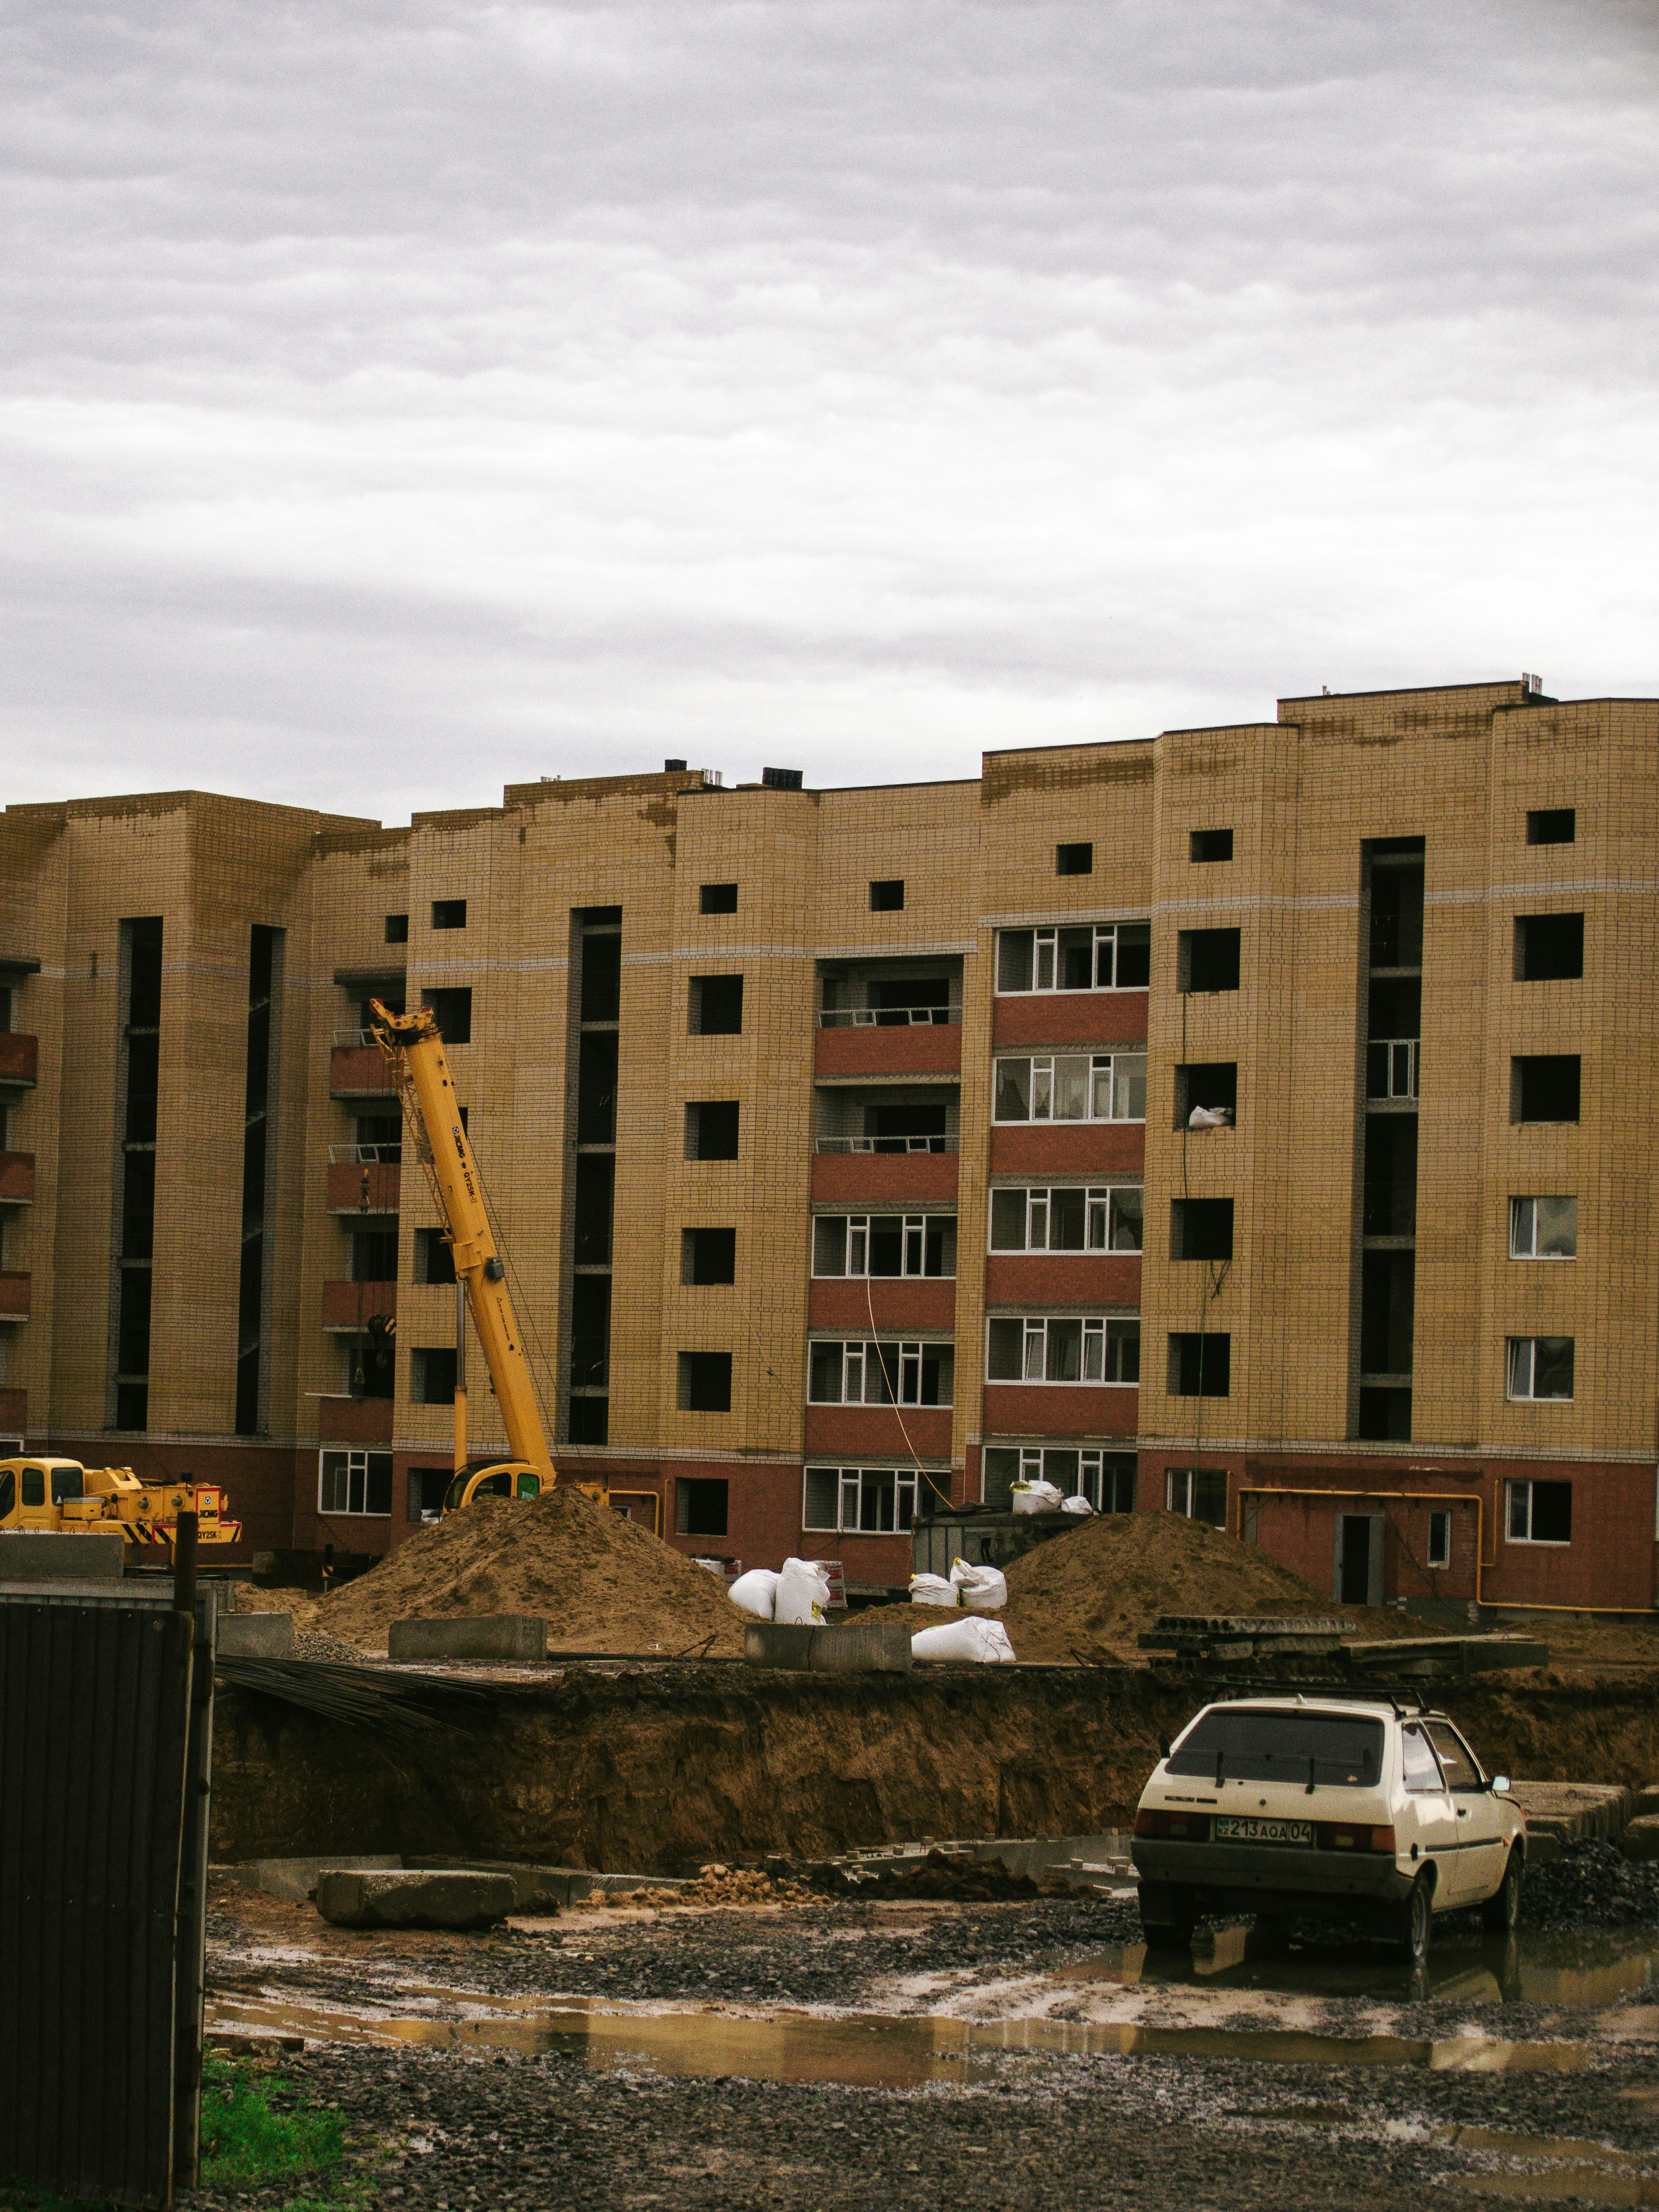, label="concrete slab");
[314,1868,517,1930]
[0,1530,126,1582]
[216,1855,403,1905]
[744,1619,912,1673]
[218,1612,294,1659]
[1635,1783,1659,1819]
[218,1853,688,1911]
[1621,1815,1659,1863]
[388,1614,545,1661]
[1511,1781,1636,1843]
